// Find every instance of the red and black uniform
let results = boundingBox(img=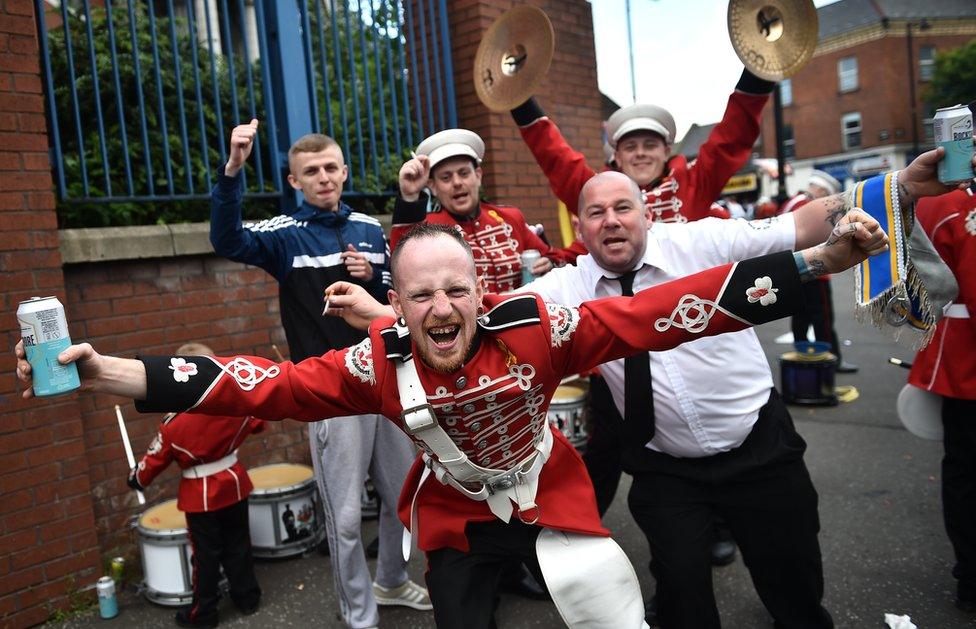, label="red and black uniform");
[391,196,572,293]
[510,70,774,261]
[911,189,976,605]
[133,250,803,626]
[129,413,265,624]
